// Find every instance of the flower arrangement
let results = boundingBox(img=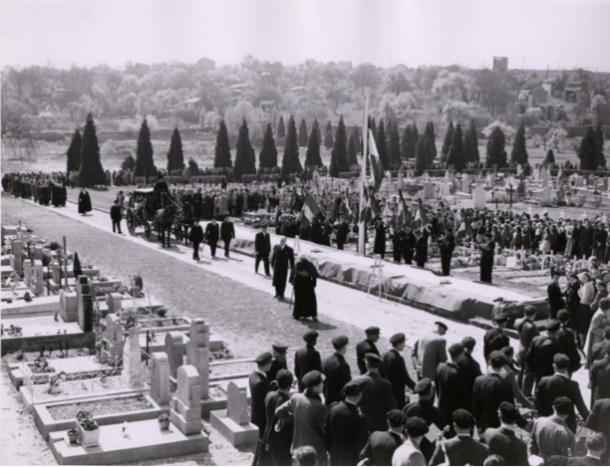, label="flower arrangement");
[76,411,98,431]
